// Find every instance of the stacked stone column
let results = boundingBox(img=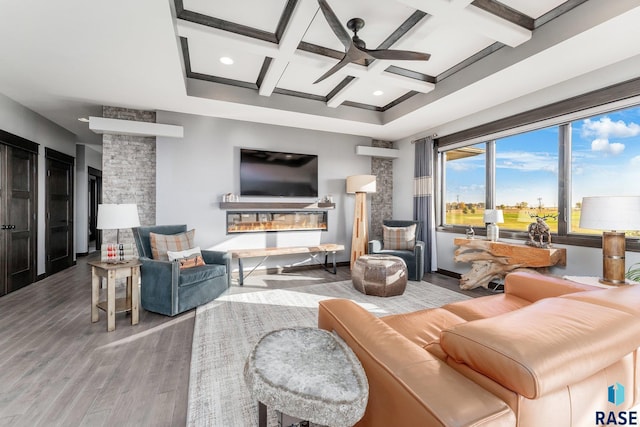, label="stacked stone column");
[101,106,156,246]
